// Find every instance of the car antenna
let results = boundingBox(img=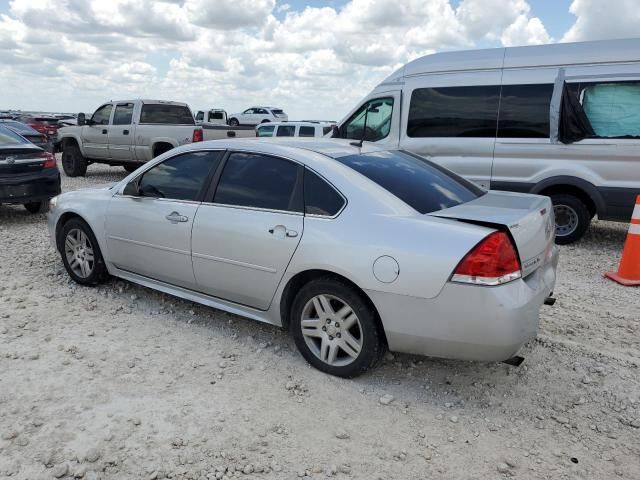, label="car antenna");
[350,104,369,148]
